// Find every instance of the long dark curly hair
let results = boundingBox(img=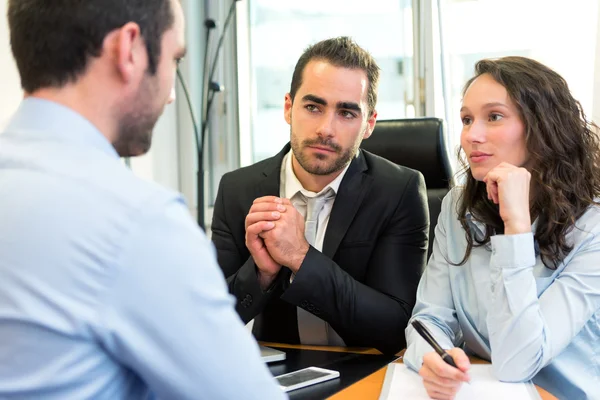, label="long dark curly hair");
[455,56,600,269]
